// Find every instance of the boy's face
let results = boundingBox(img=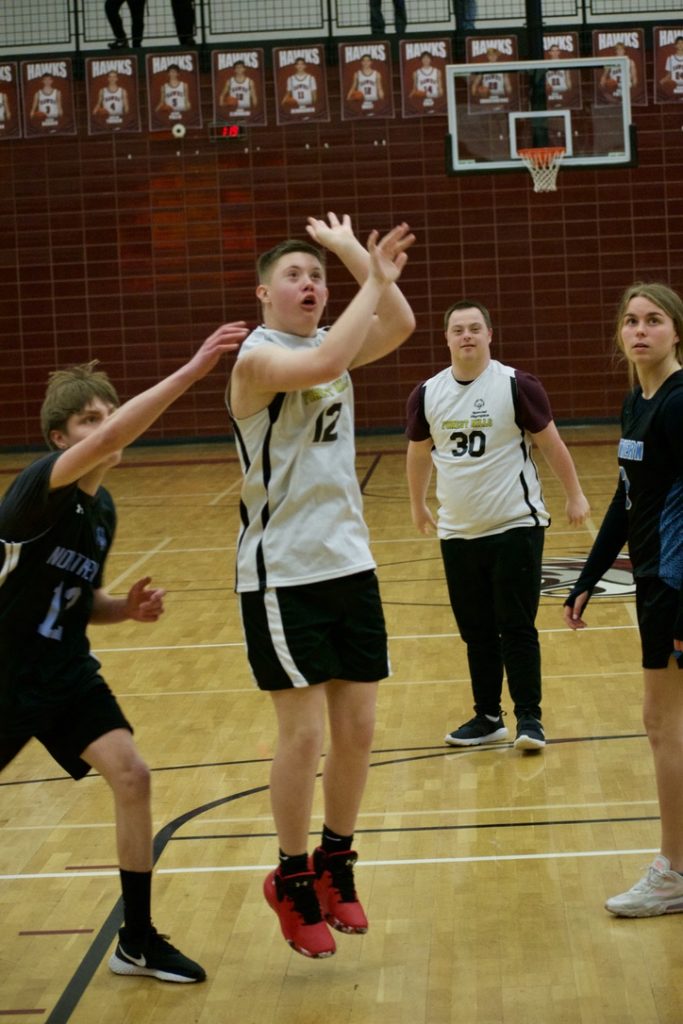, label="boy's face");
[50,397,119,458]
[257,252,328,336]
